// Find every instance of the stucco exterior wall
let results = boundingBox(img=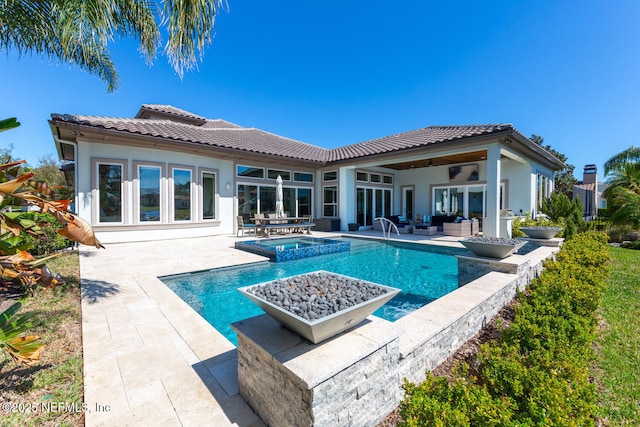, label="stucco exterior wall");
[76,139,236,243]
